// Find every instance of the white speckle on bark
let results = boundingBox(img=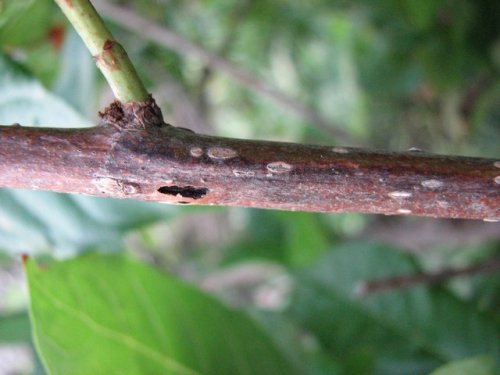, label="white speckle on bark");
[266,161,293,174]
[389,191,412,199]
[207,147,238,160]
